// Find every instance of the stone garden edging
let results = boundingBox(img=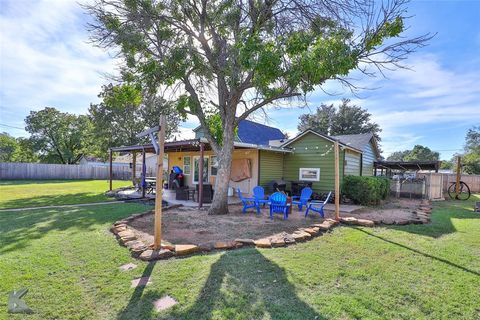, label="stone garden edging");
[110,200,433,261]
